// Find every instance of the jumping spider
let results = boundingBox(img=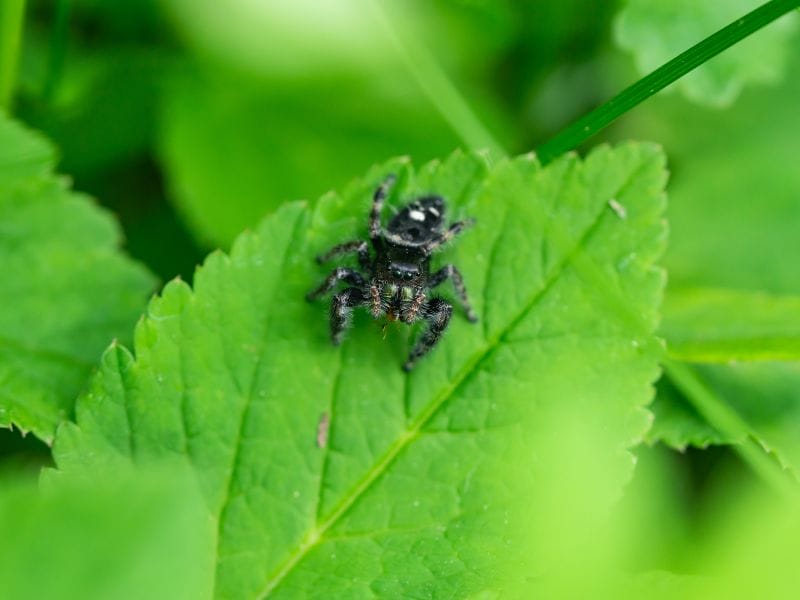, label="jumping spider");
[307,174,478,371]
